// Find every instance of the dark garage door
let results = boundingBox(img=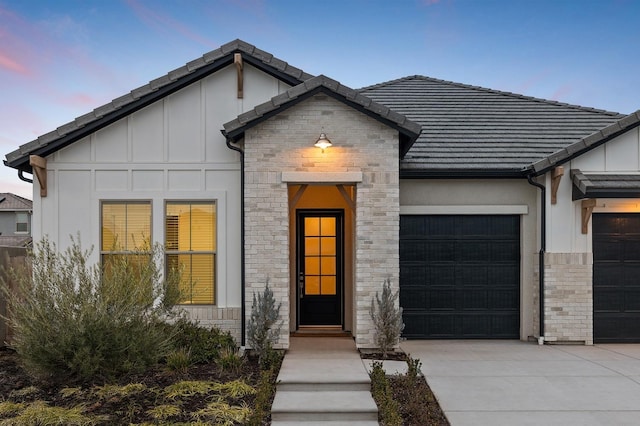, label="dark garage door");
[593,214,640,343]
[400,215,520,339]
